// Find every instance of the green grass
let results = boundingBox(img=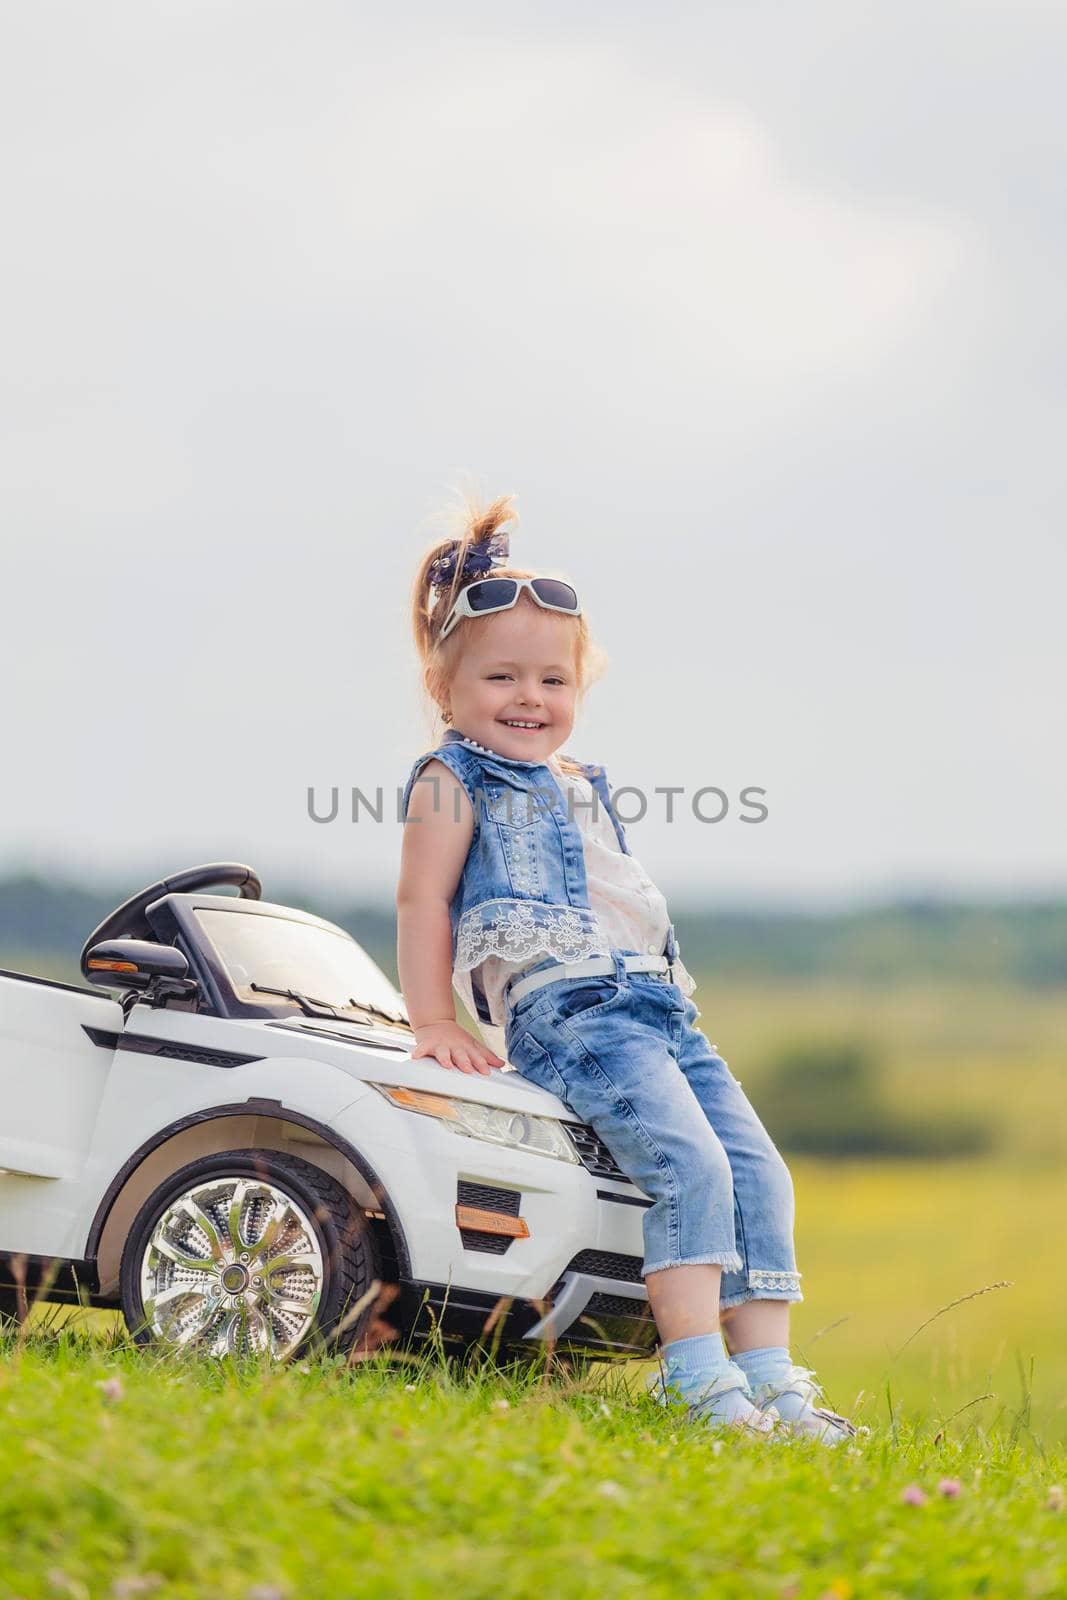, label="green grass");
[1,1323,1064,1600]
